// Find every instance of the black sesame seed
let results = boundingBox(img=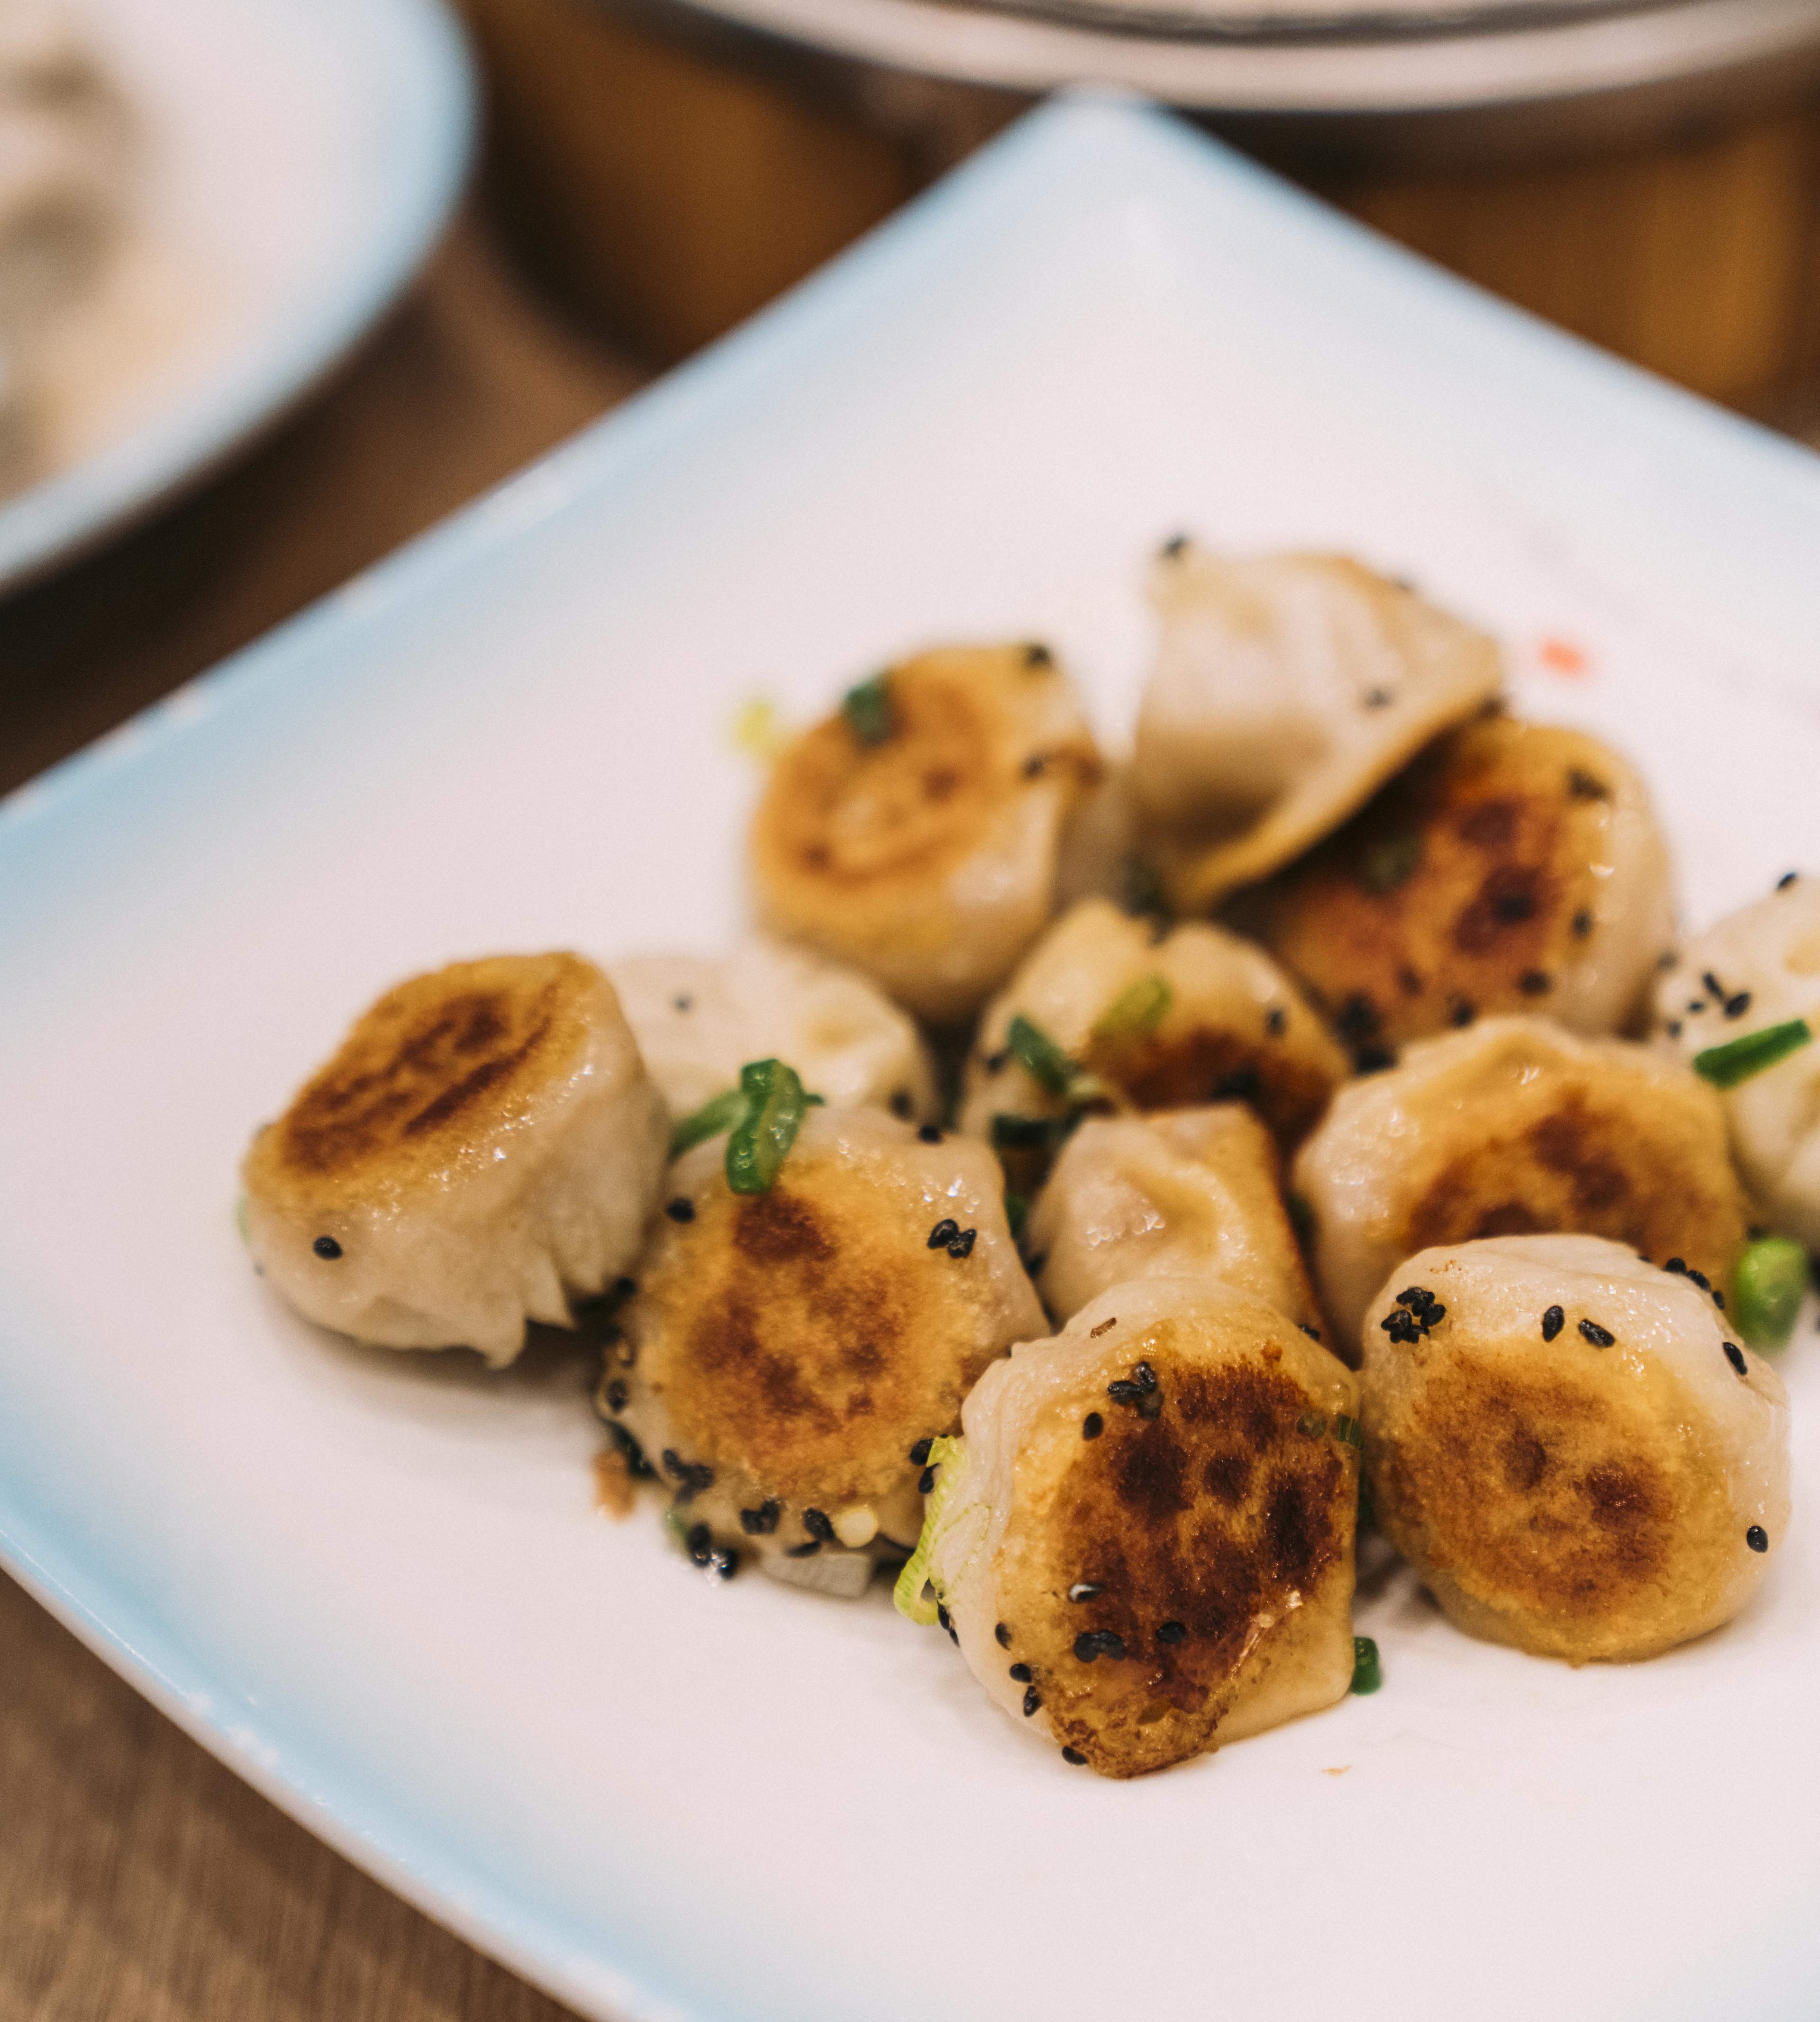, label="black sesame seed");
[783,1540,821,1558]
[1009,1662,1033,1682]
[1747,1525,1769,1552]
[1022,754,1048,780]
[664,1197,695,1223]
[1336,993,1382,1043]
[1725,992,1752,1019]
[1380,1310,1423,1345]
[1074,1629,1127,1663]
[1724,1342,1748,1376]
[1665,1258,1687,1273]
[1541,1305,1565,1341]
[1572,910,1593,937]
[1667,1021,1682,1039]
[1658,949,1678,970]
[1353,1045,1398,1074]
[1704,970,1728,1002]
[1068,1582,1103,1602]
[685,1523,711,1562]
[889,1089,914,1119]
[1299,1323,1322,1342]
[1266,1006,1287,1036]
[1519,970,1552,996]
[917,1124,943,1143]
[936,1602,951,1630]
[1025,642,1054,667]
[909,1437,933,1465]
[1023,1686,1042,1717]
[312,1235,343,1260]
[928,1218,961,1250]
[604,1379,628,1413]
[1714,1289,1726,1309]
[739,1500,781,1534]
[710,1549,738,1579]
[1363,688,1393,709]
[802,1508,836,1542]
[1159,533,1189,560]
[673,995,693,1013]
[1566,768,1611,801]
[1450,999,1477,1028]
[1687,1268,1711,1291]
[1688,1000,1707,1015]
[615,1276,637,1299]
[1579,1319,1615,1348]
[919,1467,936,1494]
[1778,871,1799,890]
[1082,1413,1104,1440]
[984,1049,1008,1074]
[995,1622,1012,1649]
[1061,1746,1087,1765]
[1157,1621,1187,1645]
[1395,1286,1436,1312]
[946,1228,978,1260]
